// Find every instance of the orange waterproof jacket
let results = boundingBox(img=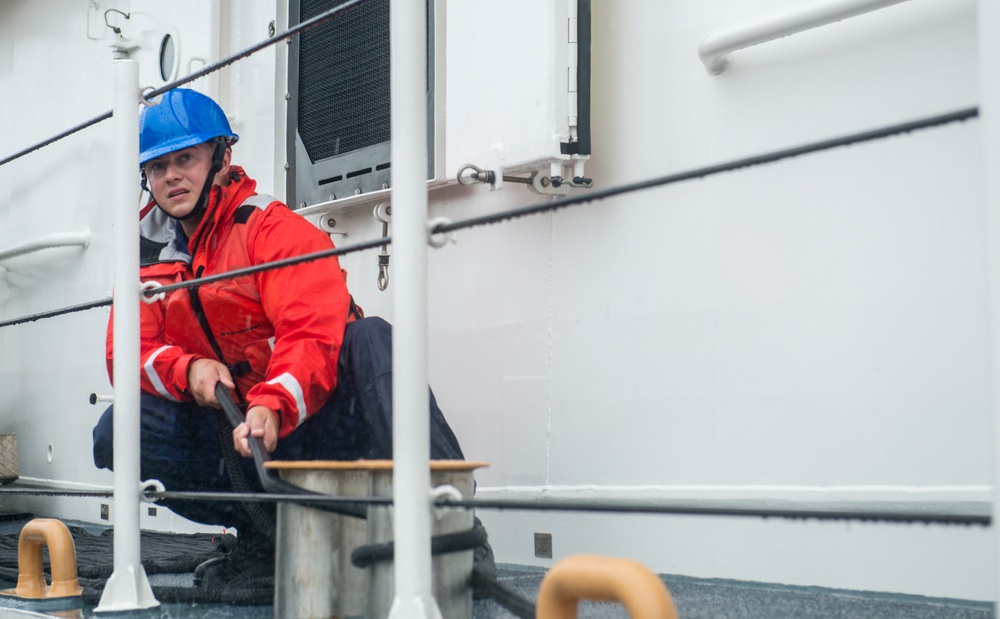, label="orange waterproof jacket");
[106,167,352,438]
